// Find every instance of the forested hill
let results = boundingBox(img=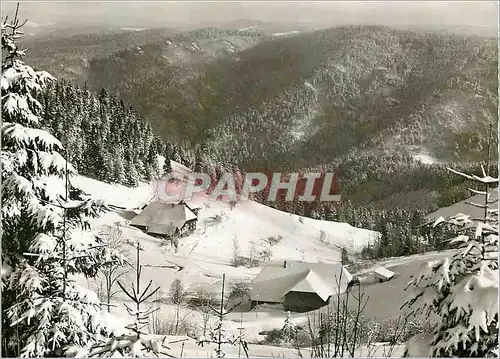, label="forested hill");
[38,81,193,186]
[24,25,497,171]
[198,25,497,170]
[25,25,498,213]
